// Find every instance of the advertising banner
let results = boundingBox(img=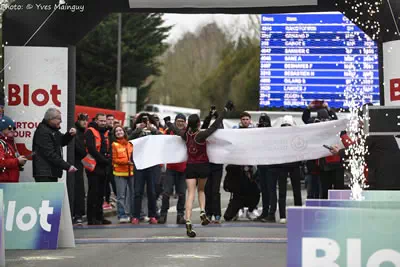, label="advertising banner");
[287,207,400,267]
[328,190,400,201]
[0,183,69,249]
[306,199,400,209]
[383,40,400,106]
[0,190,4,267]
[4,46,68,182]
